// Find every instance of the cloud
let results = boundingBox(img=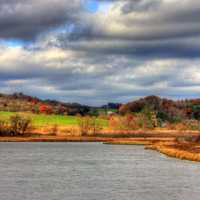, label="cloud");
[0,43,200,105]
[0,0,200,105]
[55,0,200,59]
[0,0,83,40]
[121,0,161,13]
